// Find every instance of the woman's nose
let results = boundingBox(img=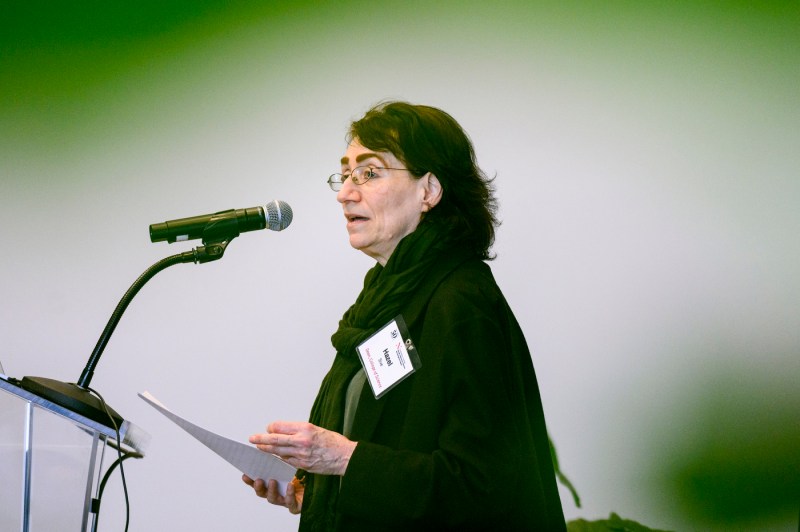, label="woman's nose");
[336,178,359,203]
